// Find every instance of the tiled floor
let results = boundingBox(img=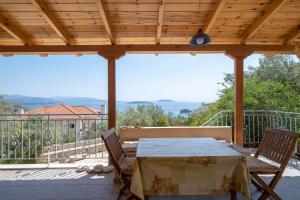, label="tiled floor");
[0,160,300,200]
[0,169,119,200]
